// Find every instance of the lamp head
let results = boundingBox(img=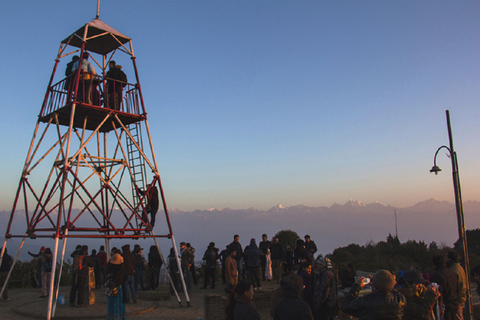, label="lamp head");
[430,165,442,175]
